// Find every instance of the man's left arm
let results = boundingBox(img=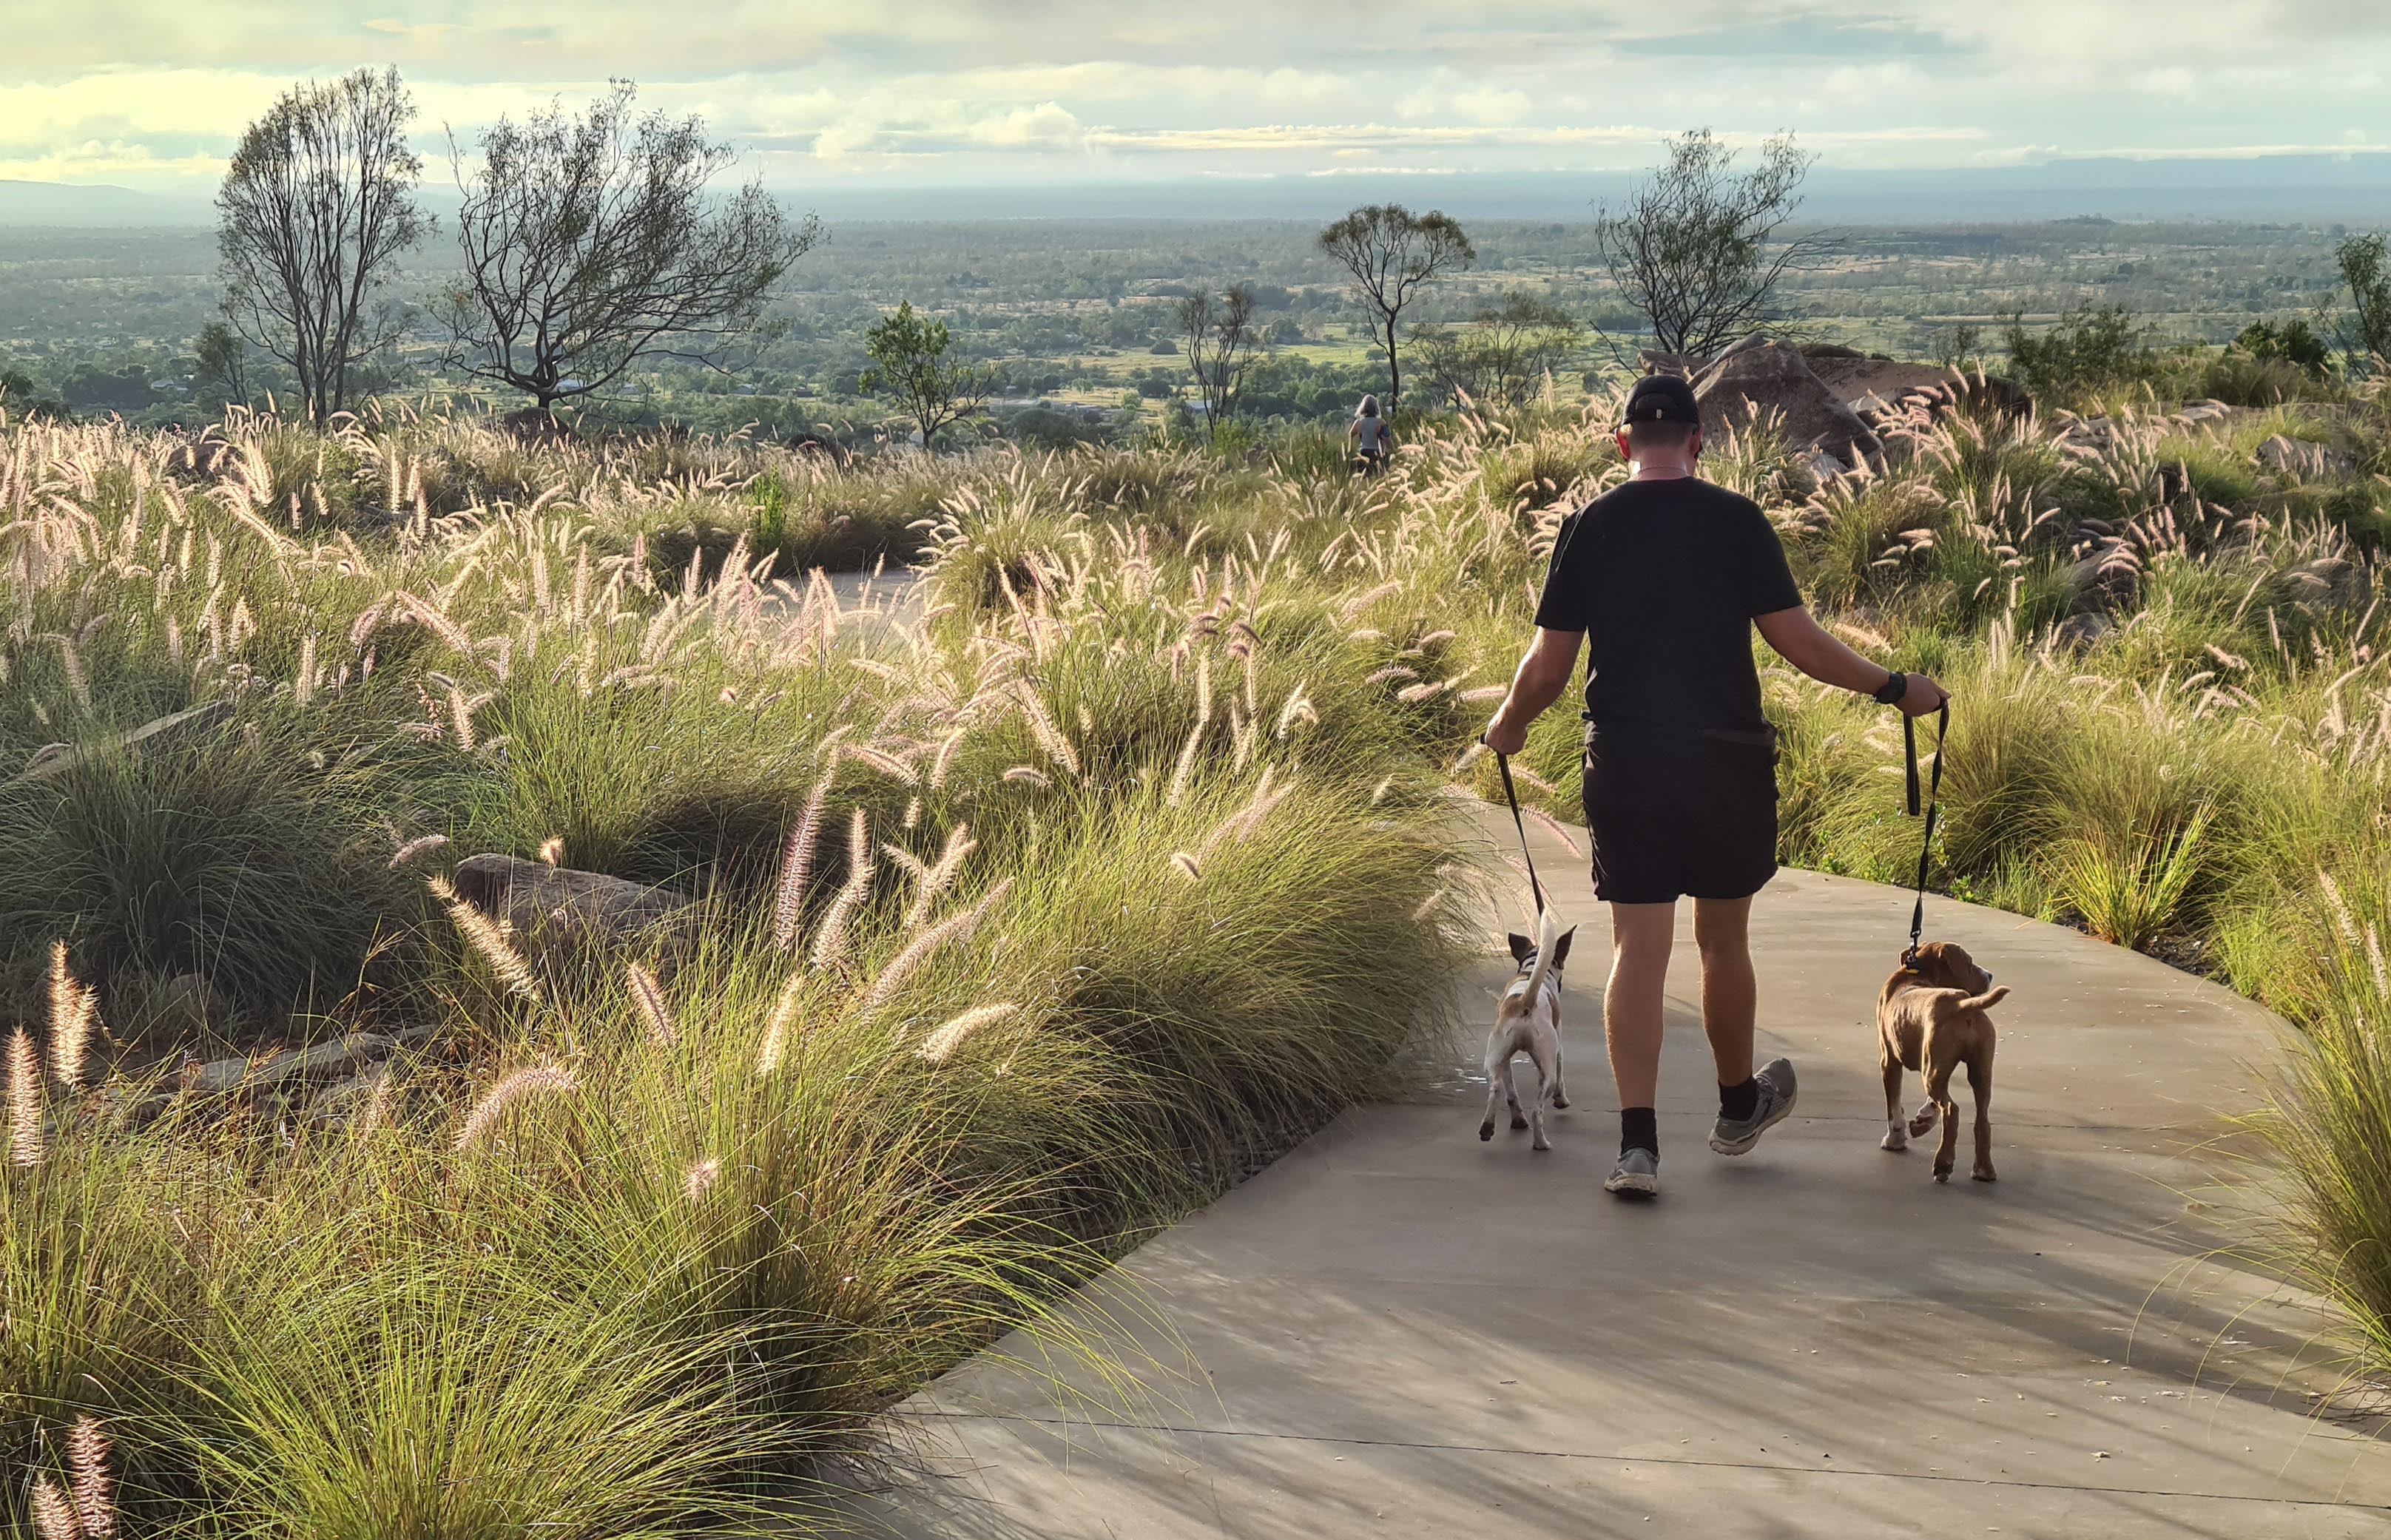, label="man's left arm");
[1753,605,1949,717]
[1483,627,1583,754]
